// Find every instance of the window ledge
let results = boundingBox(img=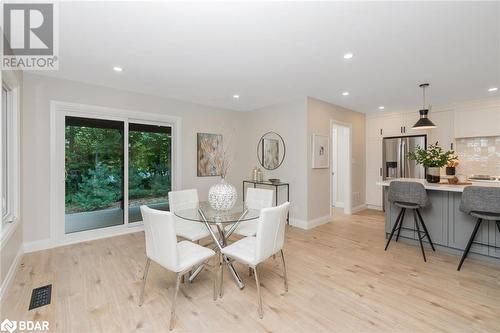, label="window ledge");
[1,217,20,249]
